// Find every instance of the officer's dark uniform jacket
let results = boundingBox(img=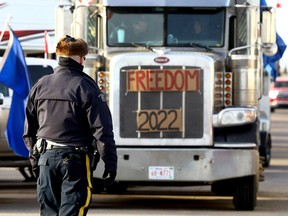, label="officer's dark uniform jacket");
[23,57,117,172]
